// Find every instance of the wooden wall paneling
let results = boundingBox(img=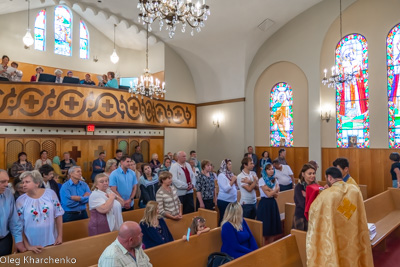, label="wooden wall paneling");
[60,139,89,182]
[149,138,164,163]
[6,139,24,170]
[24,140,40,165]
[0,138,5,170]
[129,139,140,156]
[117,139,129,156]
[140,139,150,163]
